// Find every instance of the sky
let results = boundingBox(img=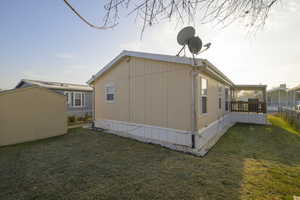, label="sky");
[0,0,300,90]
